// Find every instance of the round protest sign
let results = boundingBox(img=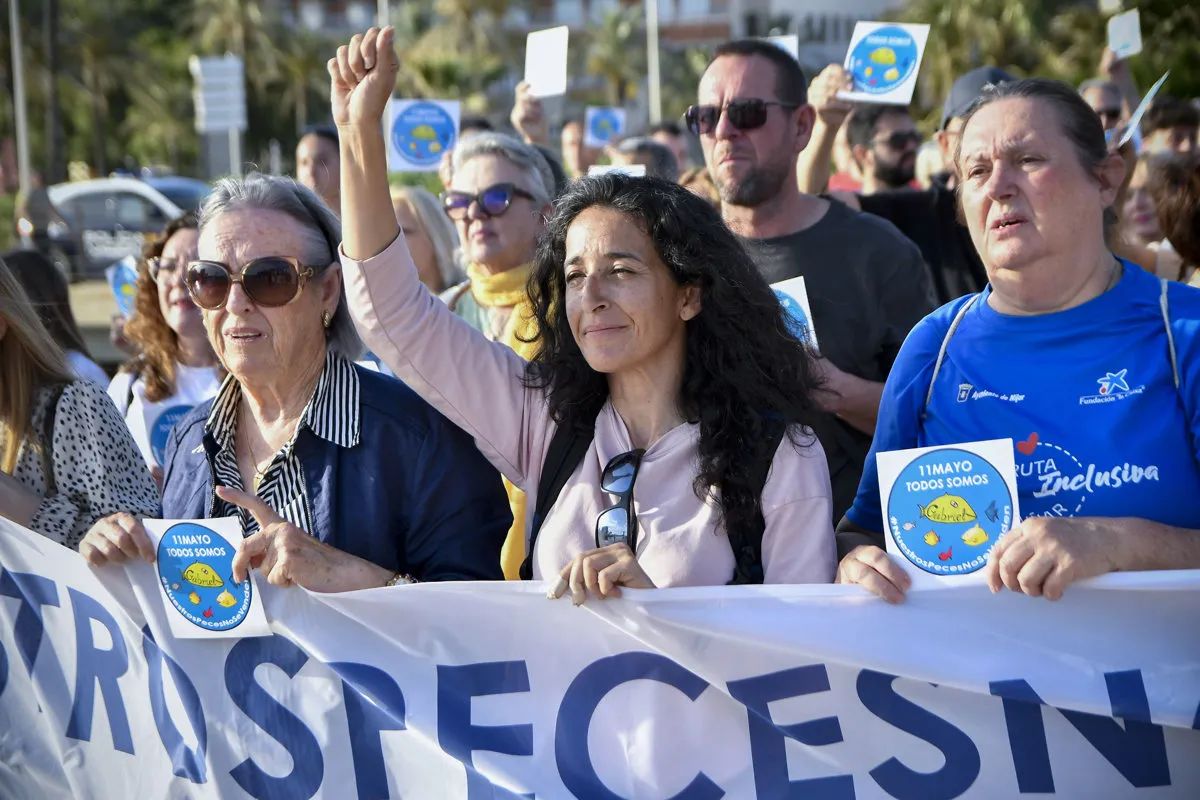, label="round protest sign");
[149,404,193,466]
[848,25,920,95]
[156,522,251,632]
[391,102,457,168]
[774,289,813,343]
[886,448,1014,576]
[587,108,623,145]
